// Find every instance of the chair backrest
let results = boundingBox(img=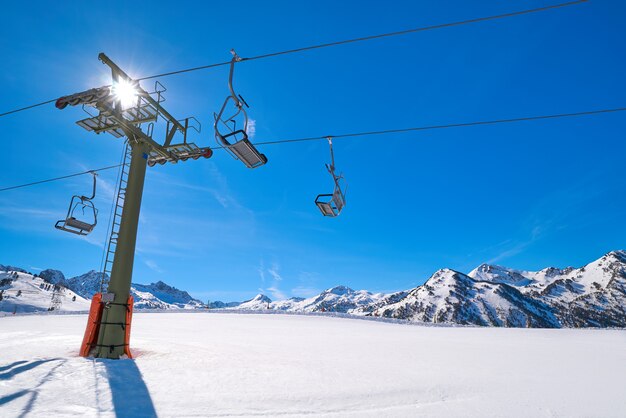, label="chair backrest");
[332,189,345,213]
